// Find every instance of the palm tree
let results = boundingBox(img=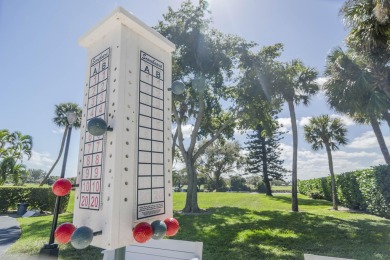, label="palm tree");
[9,131,33,162]
[10,162,27,186]
[0,157,27,186]
[262,59,319,212]
[0,157,14,185]
[324,48,390,164]
[0,130,32,161]
[0,129,12,158]
[304,115,348,210]
[40,102,81,186]
[341,0,390,98]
